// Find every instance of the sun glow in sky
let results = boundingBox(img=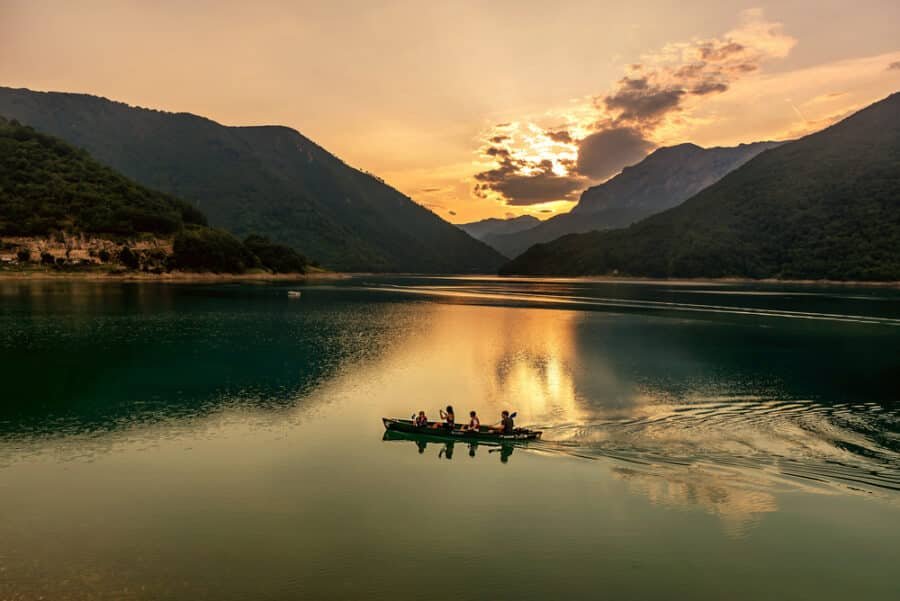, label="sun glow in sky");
[2,0,900,222]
